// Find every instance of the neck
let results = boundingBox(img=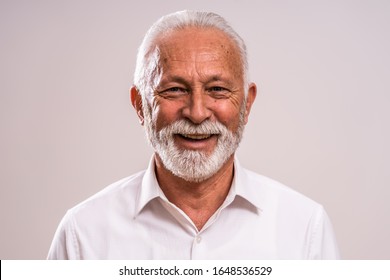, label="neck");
[154,154,235,230]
